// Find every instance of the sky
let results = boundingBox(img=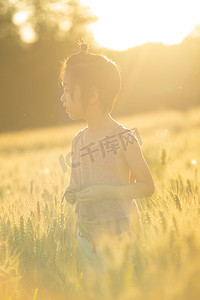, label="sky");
[12,0,200,50]
[79,0,200,50]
